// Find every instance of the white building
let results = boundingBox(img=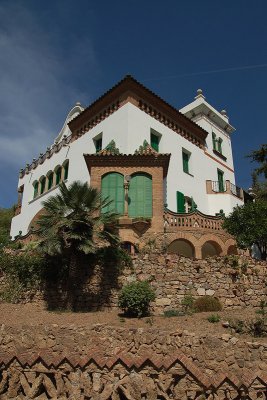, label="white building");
[10,75,243,257]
